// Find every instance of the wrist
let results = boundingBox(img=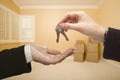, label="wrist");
[98,26,106,42]
[92,25,106,42]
